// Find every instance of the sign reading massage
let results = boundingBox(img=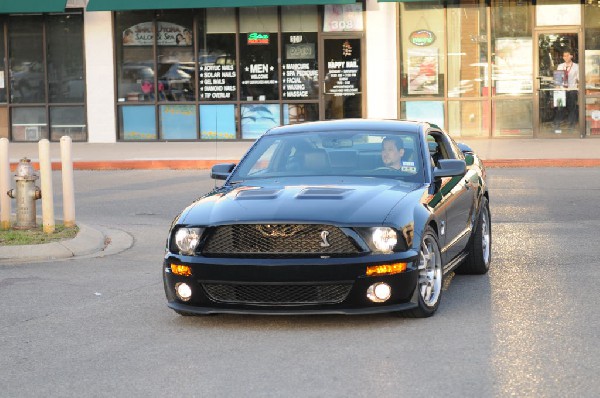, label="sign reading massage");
[123,22,192,46]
